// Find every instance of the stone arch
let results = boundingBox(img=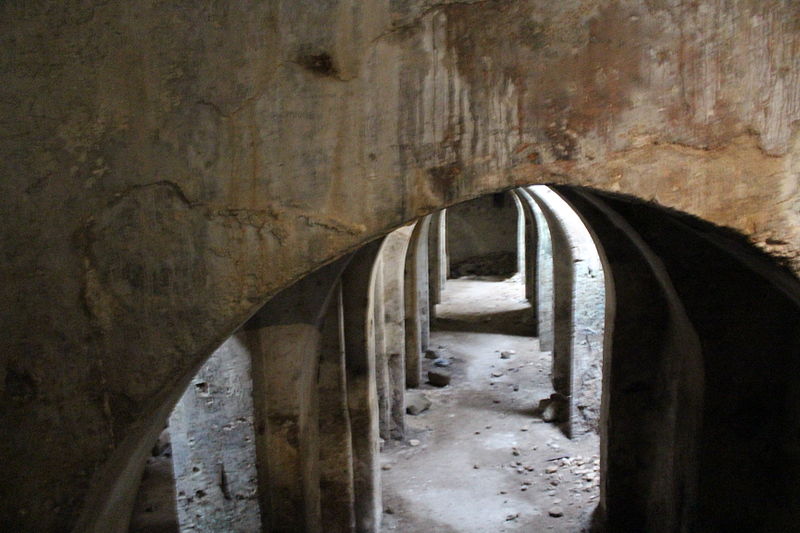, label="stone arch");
[81,237,407,533]
[558,187,704,532]
[375,225,416,441]
[318,282,357,533]
[525,185,606,437]
[558,186,800,532]
[403,216,432,389]
[512,191,527,277]
[38,183,800,533]
[516,188,555,353]
[340,239,386,533]
[244,254,358,533]
[512,188,543,336]
[5,2,800,530]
